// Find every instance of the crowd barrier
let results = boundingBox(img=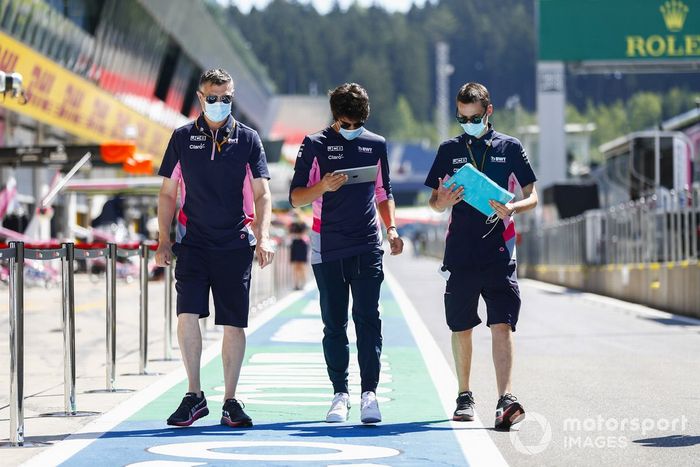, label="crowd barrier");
[518,187,700,266]
[1,240,293,446]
